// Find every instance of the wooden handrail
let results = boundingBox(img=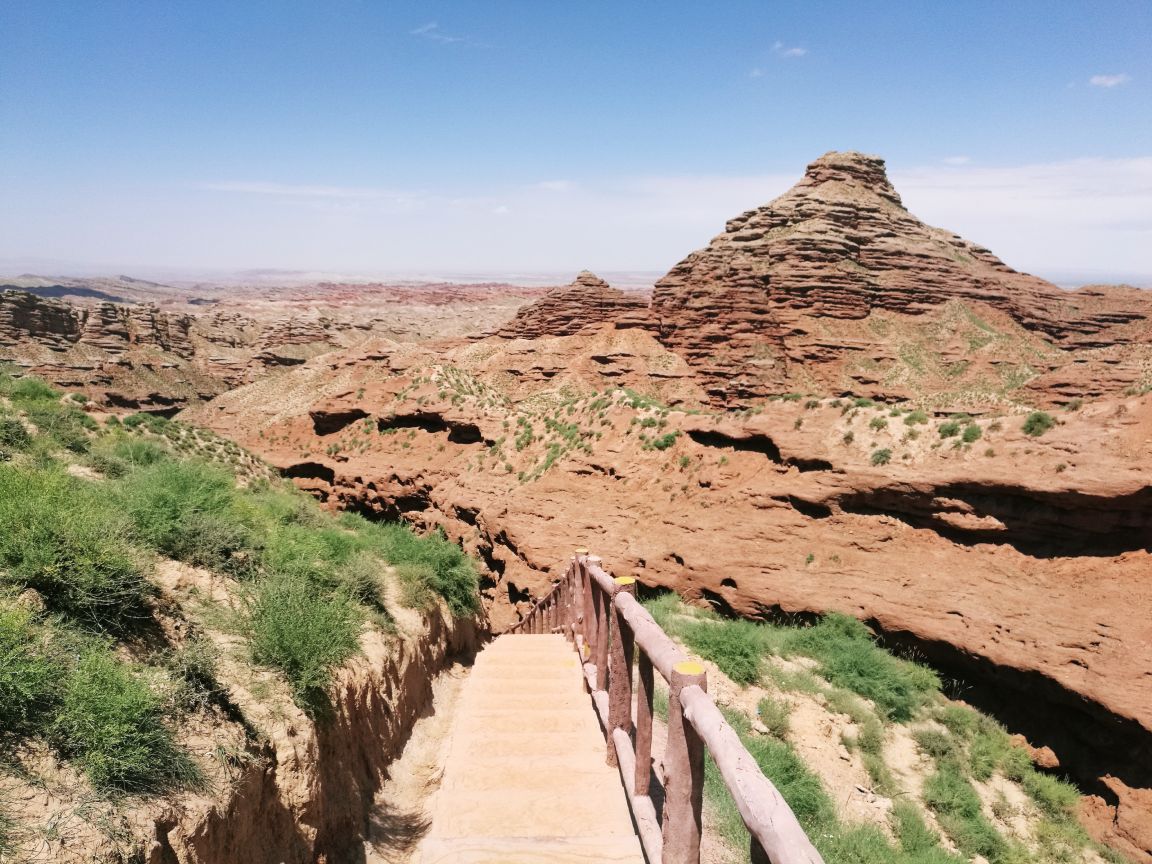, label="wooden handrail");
[507,552,825,864]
